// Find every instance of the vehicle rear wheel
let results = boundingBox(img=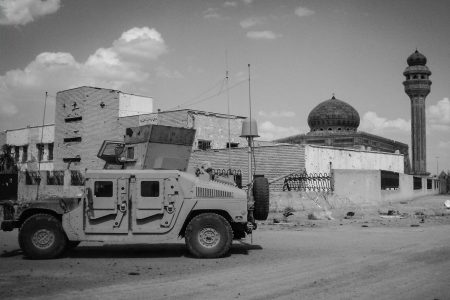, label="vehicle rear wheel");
[185,213,233,258]
[253,177,270,220]
[19,214,67,259]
